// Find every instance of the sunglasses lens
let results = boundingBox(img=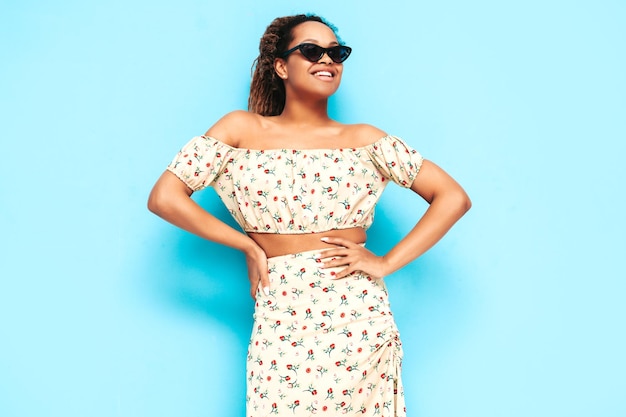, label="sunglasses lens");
[328,46,351,63]
[300,44,324,62]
